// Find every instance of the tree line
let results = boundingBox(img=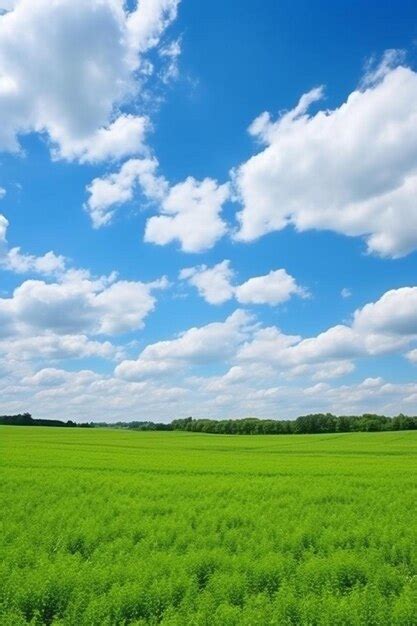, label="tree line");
[0,413,93,428]
[2,412,417,434]
[169,414,417,434]
[80,414,417,433]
